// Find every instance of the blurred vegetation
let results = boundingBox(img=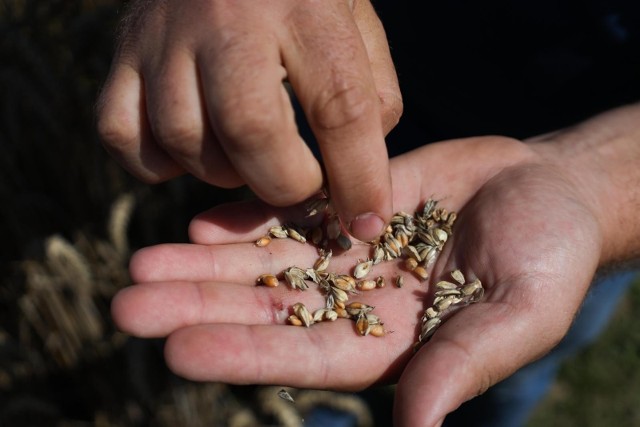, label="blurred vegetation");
[0,1,258,425]
[0,0,638,426]
[528,278,640,427]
